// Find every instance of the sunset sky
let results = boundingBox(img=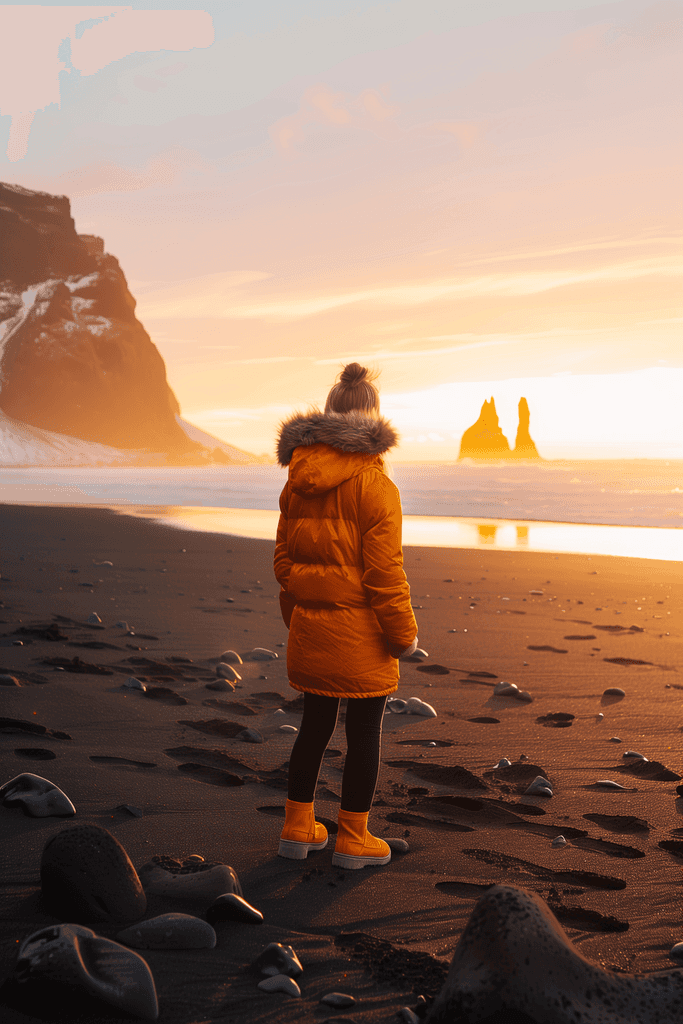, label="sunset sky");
[1,0,681,460]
